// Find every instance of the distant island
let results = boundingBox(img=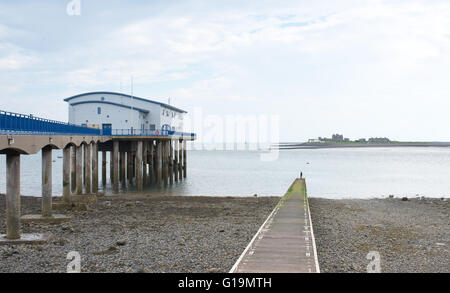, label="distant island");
[273,134,450,149]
